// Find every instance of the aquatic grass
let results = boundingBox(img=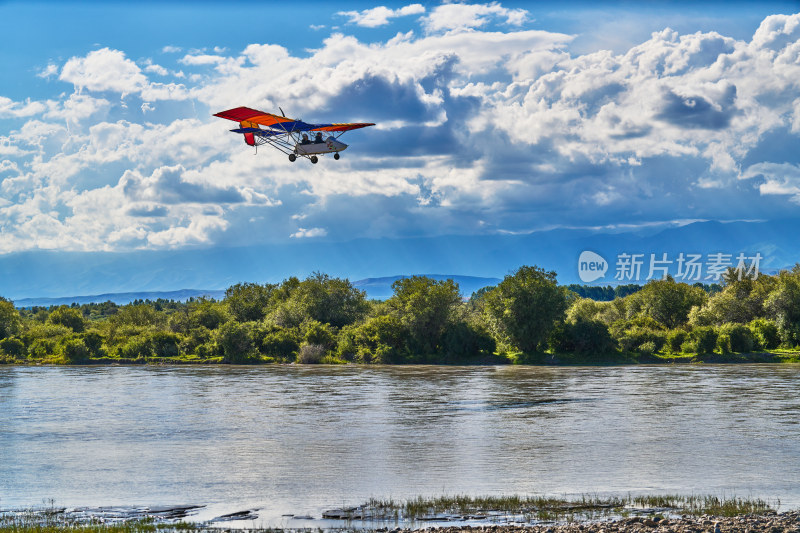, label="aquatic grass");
[629,494,776,516]
[343,493,778,523]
